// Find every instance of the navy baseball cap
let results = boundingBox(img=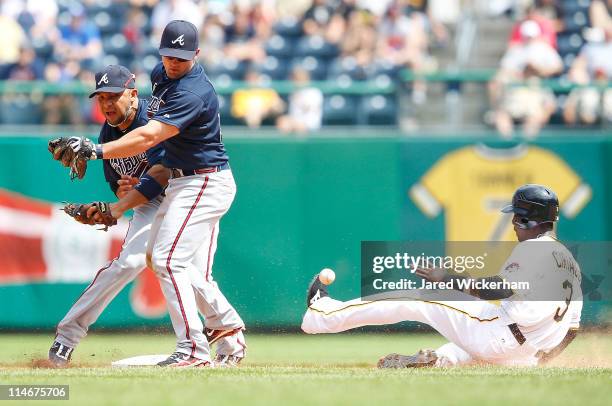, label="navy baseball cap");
[89,65,136,98]
[159,20,199,60]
